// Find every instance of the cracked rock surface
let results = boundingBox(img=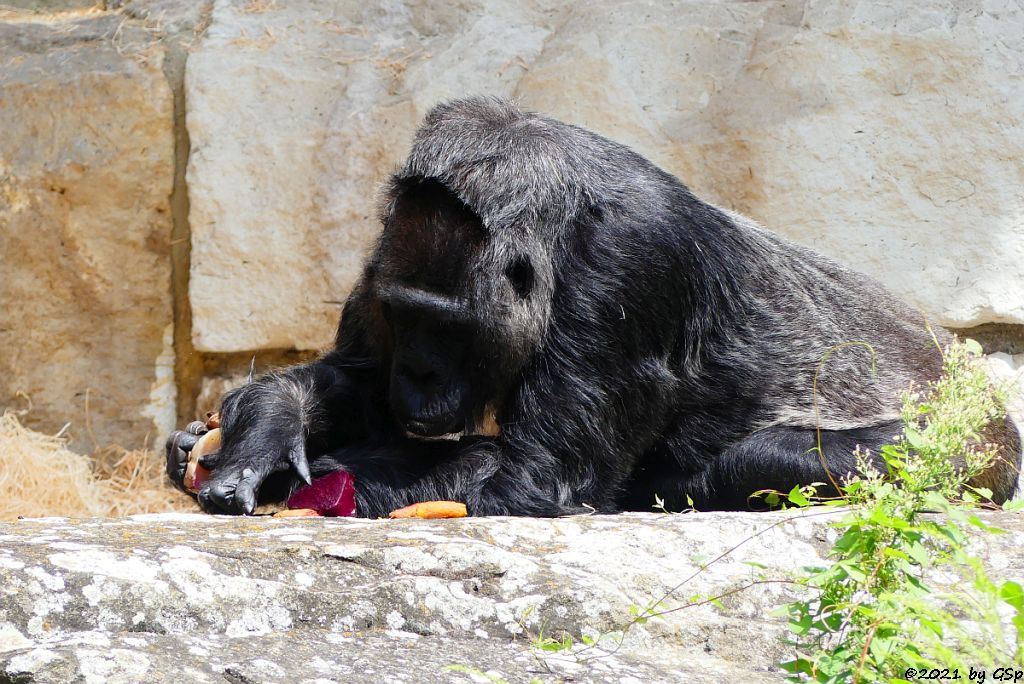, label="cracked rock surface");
[0,511,1021,682]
